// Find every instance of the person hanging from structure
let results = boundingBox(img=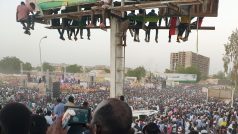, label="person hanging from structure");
[27,2,37,30]
[62,9,73,40]
[182,16,195,42]
[191,17,204,28]
[87,0,112,31]
[127,10,136,37]
[67,7,88,41]
[120,12,130,46]
[16,1,35,35]
[50,9,65,40]
[99,0,112,31]
[134,9,145,42]
[69,18,80,41]
[80,8,91,40]
[158,7,168,27]
[60,6,78,40]
[158,16,168,27]
[168,17,180,43]
[176,16,191,43]
[145,9,159,43]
